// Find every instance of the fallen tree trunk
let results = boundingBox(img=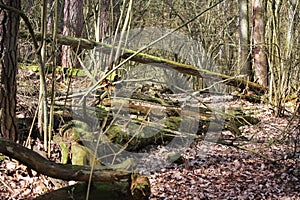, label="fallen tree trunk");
[59,93,259,152]
[19,30,268,95]
[34,182,132,200]
[0,138,151,199]
[35,175,150,200]
[0,138,130,182]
